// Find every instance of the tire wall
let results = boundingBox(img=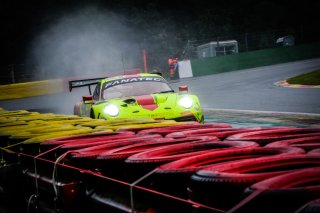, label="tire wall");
[190,42,320,77]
